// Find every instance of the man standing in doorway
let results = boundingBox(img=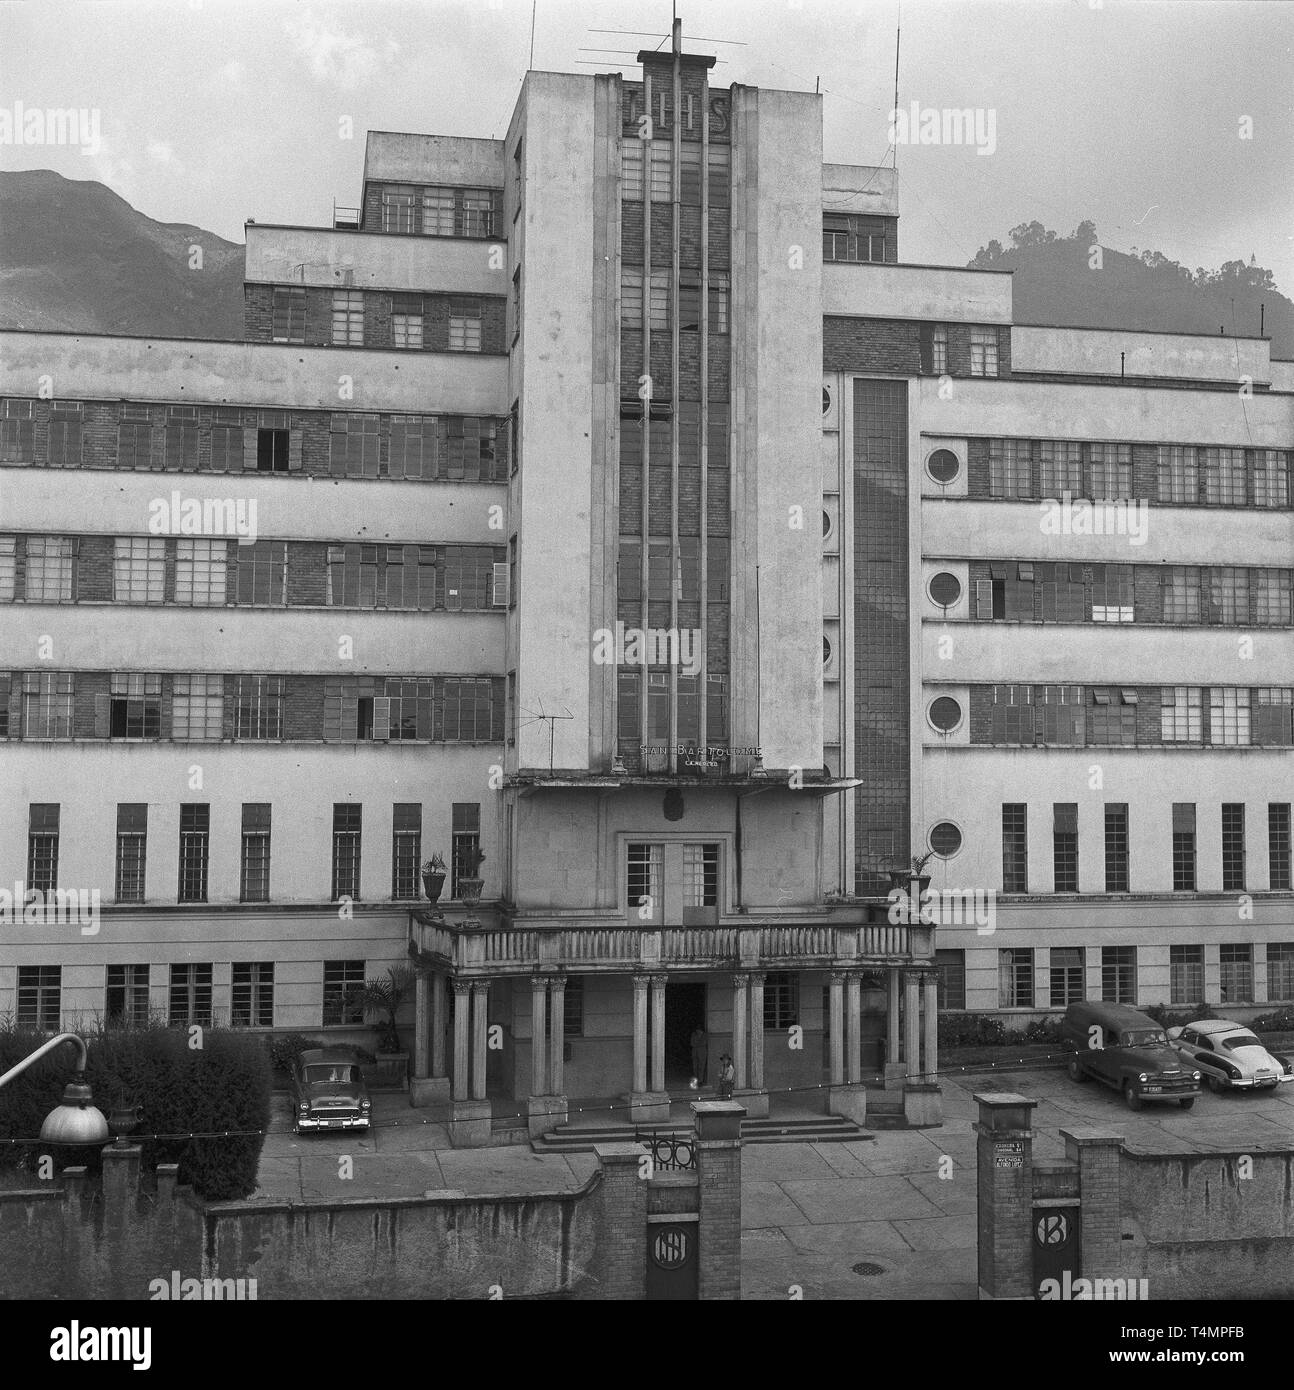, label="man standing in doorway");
[717,1053,735,1100]
[690,1025,708,1087]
